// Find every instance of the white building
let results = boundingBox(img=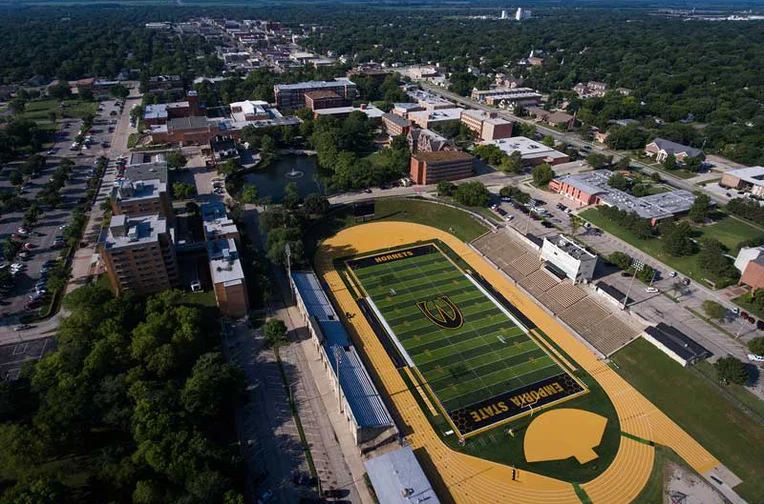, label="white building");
[480,136,569,166]
[540,234,597,283]
[516,8,532,20]
[734,246,764,273]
